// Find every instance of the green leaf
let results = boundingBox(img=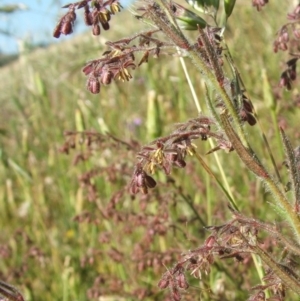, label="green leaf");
[173,3,206,30]
[185,0,219,14]
[8,159,32,182]
[280,128,300,208]
[211,0,220,11]
[224,0,236,18]
[146,90,162,140]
